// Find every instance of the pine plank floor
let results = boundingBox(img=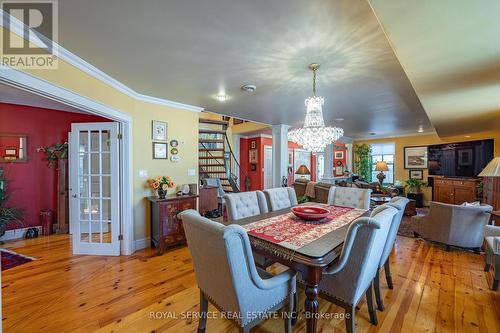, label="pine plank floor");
[2,234,500,332]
